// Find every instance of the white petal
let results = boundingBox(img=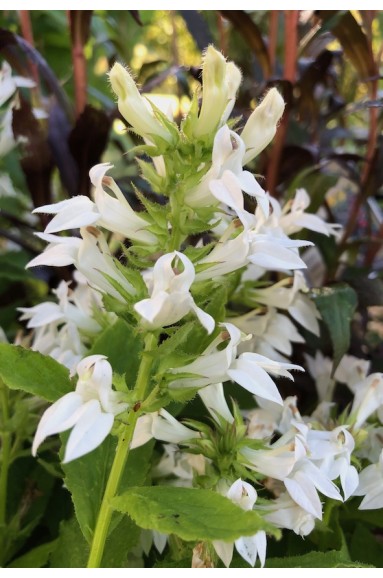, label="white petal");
[212,540,234,568]
[284,472,323,519]
[63,399,114,463]
[198,383,234,423]
[32,392,83,455]
[227,362,283,405]
[131,414,154,449]
[33,197,100,234]
[190,302,215,334]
